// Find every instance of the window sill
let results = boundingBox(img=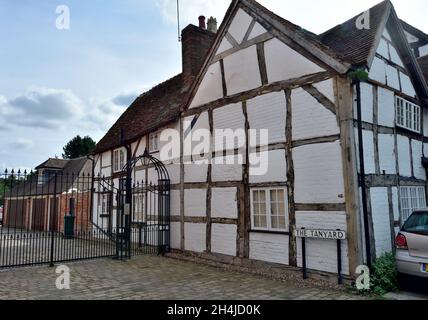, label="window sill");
[250,229,290,236]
